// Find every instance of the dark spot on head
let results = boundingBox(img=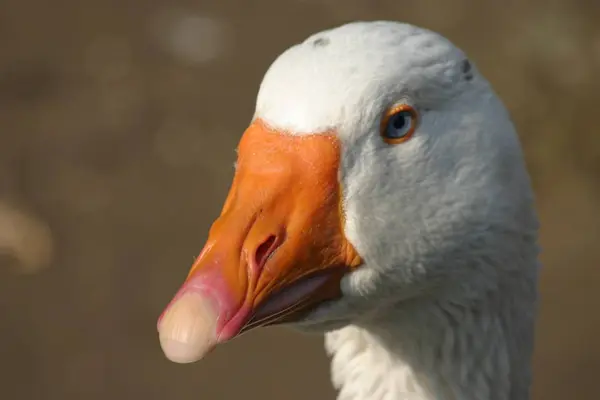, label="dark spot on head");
[312,37,330,47]
[461,59,472,73]
[461,60,473,81]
